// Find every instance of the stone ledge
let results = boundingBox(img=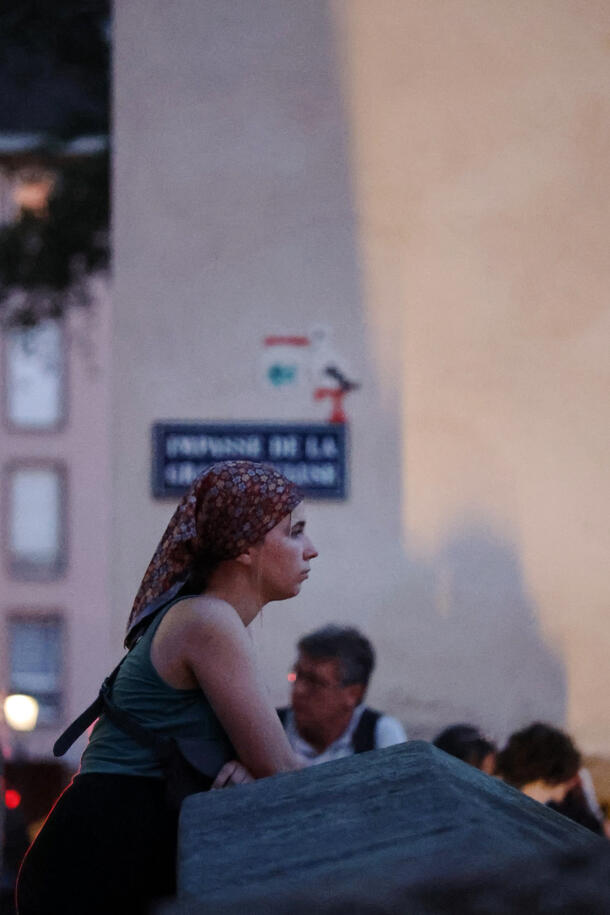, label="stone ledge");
[160,741,608,913]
